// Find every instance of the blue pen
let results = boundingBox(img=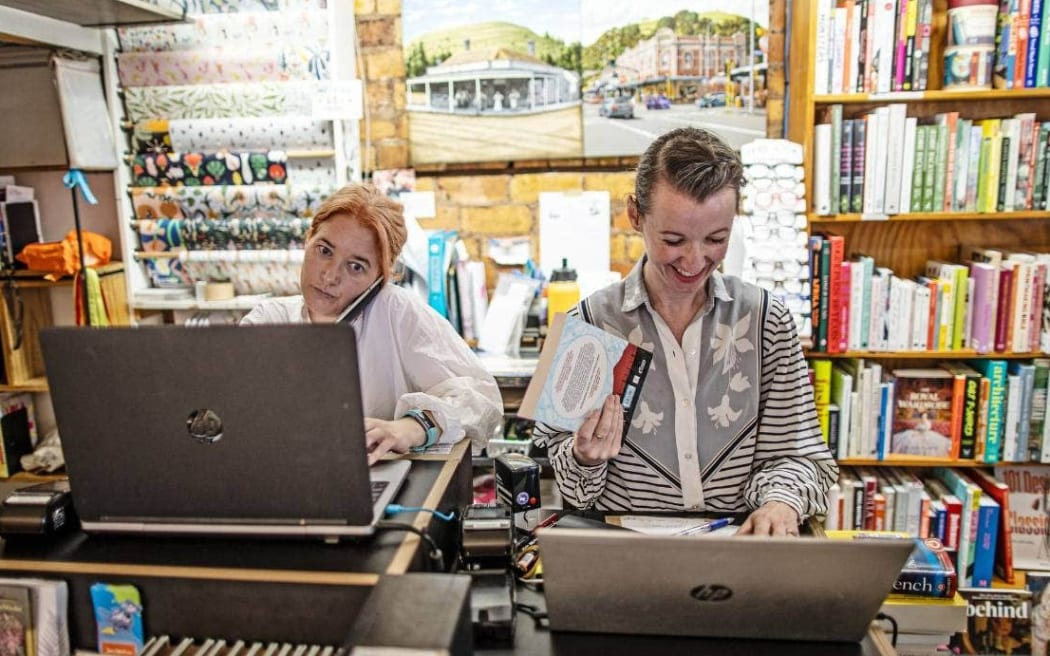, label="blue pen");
[677,517,734,537]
